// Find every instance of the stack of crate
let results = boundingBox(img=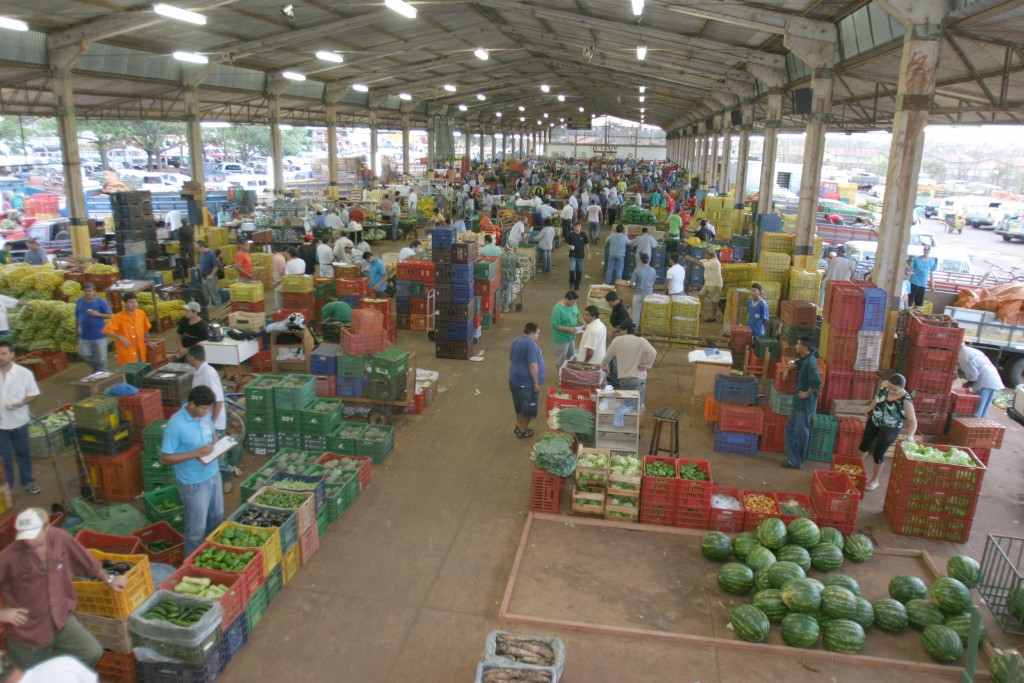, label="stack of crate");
[819,281,882,413]
[712,375,759,455]
[74,395,143,503]
[944,416,1005,467]
[434,228,479,360]
[141,420,174,491]
[669,295,700,339]
[359,295,395,342]
[109,191,158,280]
[395,256,436,332]
[895,312,966,434]
[245,375,282,455]
[474,256,501,329]
[369,348,410,402]
[571,447,608,518]
[279,274,315,322]
[140,363,196,414]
